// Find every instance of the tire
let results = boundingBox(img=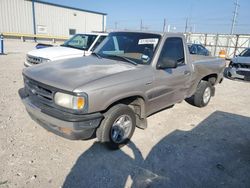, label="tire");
[185,81,212,107]
[96,104,136,150]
